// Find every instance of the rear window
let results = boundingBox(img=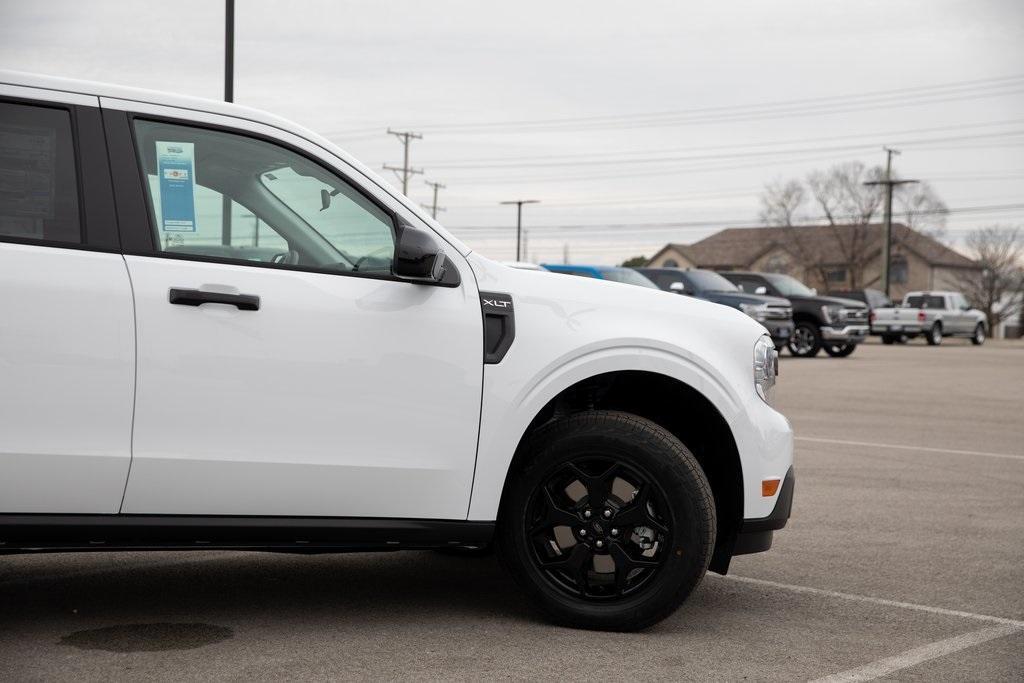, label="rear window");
[905,295,945,309]
[0,101,81,244]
